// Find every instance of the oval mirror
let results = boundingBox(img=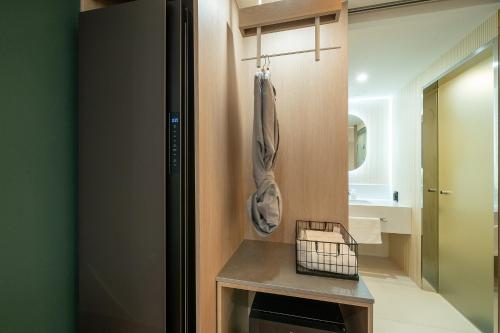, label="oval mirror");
[348,115,367,171]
